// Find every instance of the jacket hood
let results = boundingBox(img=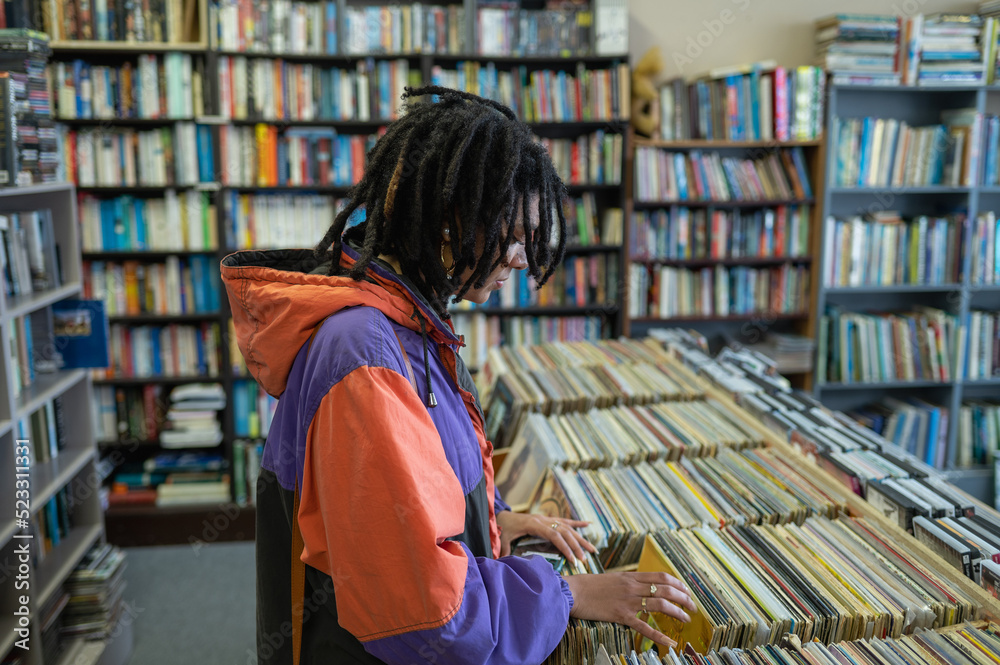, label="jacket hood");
[221,244,460,397]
